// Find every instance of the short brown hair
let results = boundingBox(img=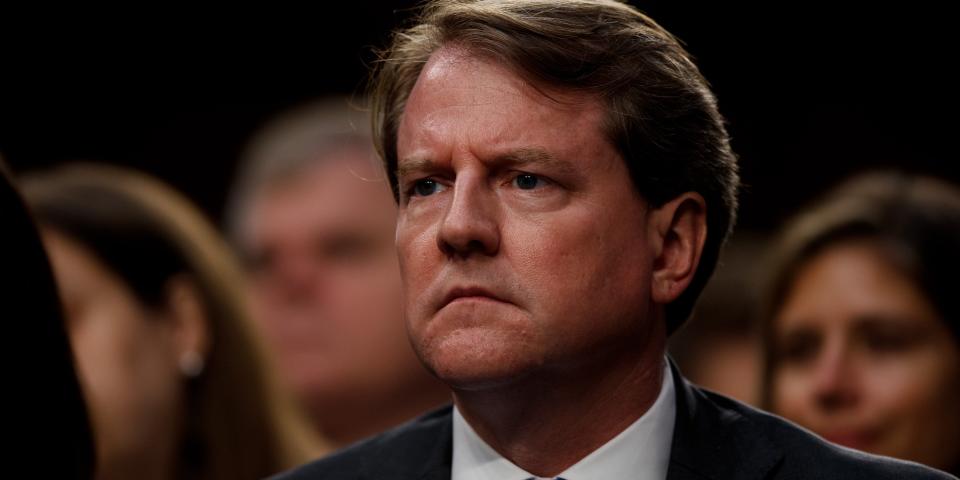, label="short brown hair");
[370,0,739,332]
